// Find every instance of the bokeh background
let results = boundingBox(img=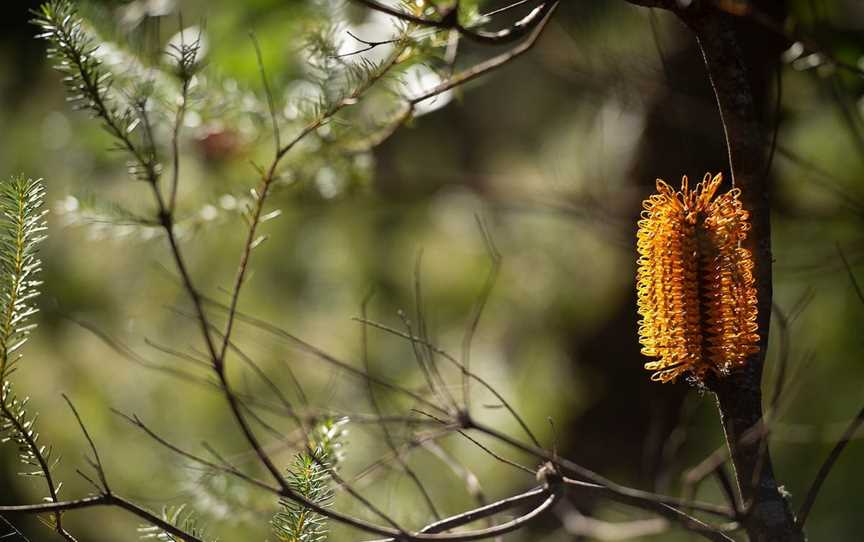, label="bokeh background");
[1,0,863,540]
